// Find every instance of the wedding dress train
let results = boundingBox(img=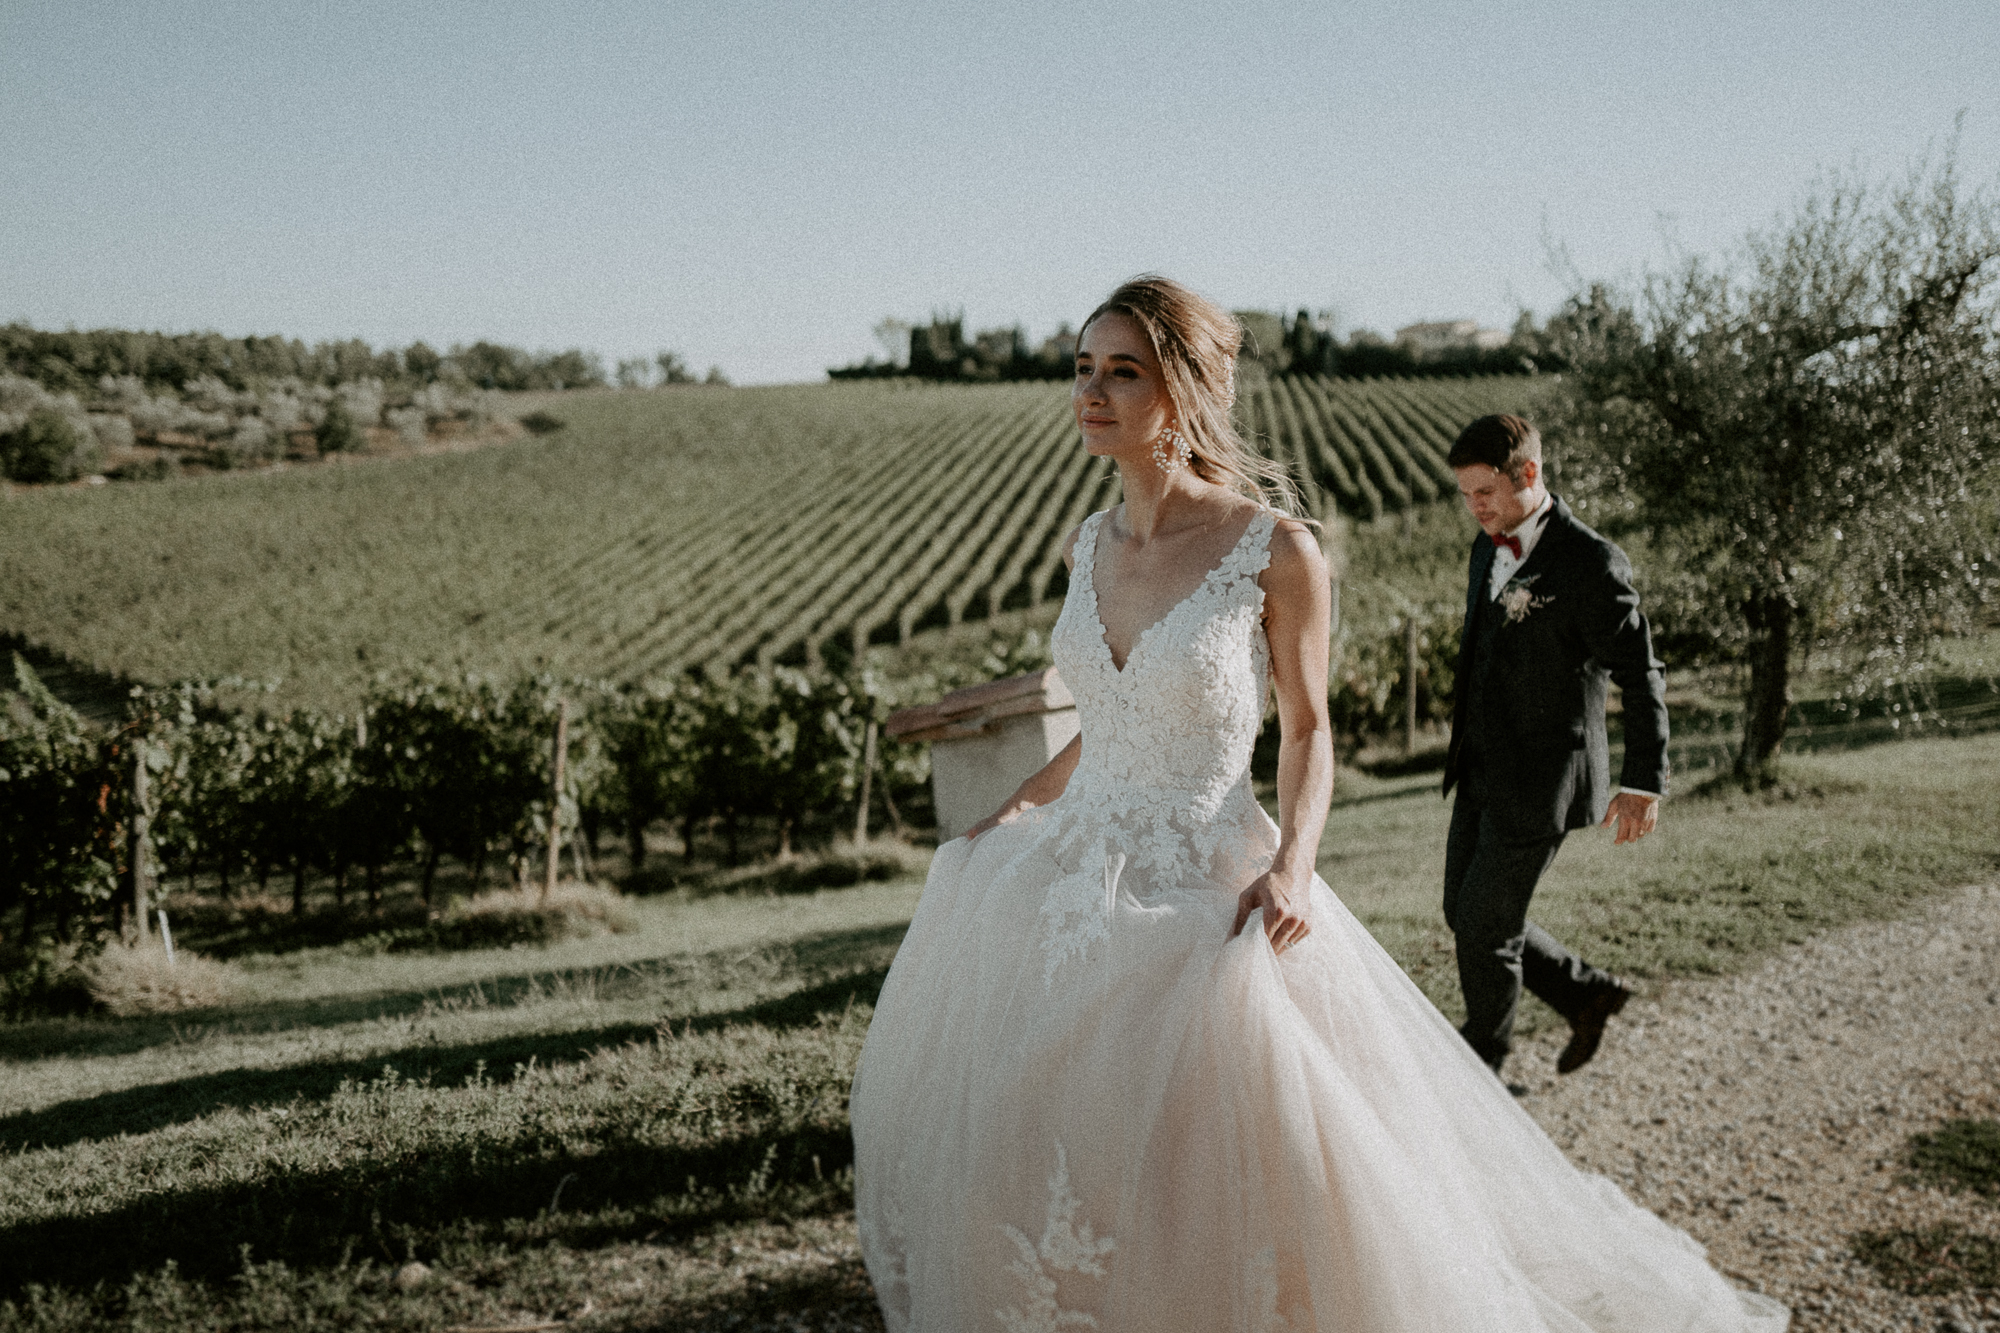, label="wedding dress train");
[851,509,1787,1332]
